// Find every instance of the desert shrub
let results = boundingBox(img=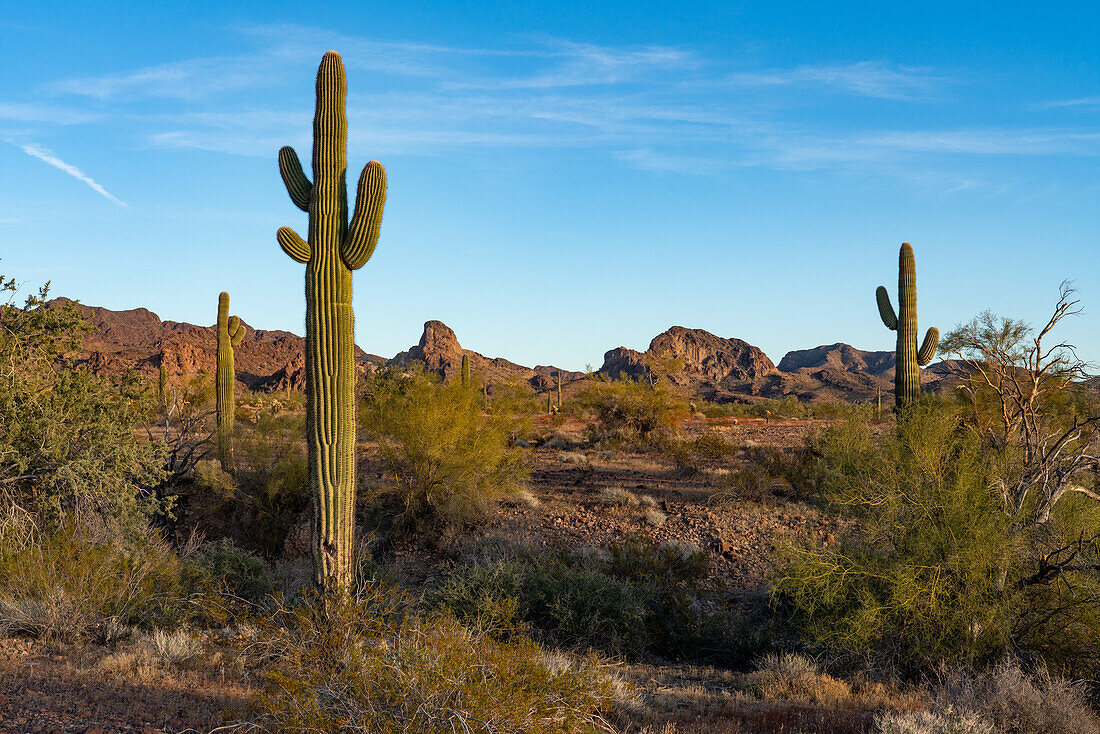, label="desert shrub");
[579,377,687,450]
[229,412,309,556]
[0,276,168,529]
[775,401,1100,675]
[667,429,737,475]
[928,659,1100,734]
[360,369,529,531]
[0,506,189,641]
[752,652,852,703]
[188,538,275,603]
[874,708,993,734]
[427,541,746,664]
[251,584,616,734]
